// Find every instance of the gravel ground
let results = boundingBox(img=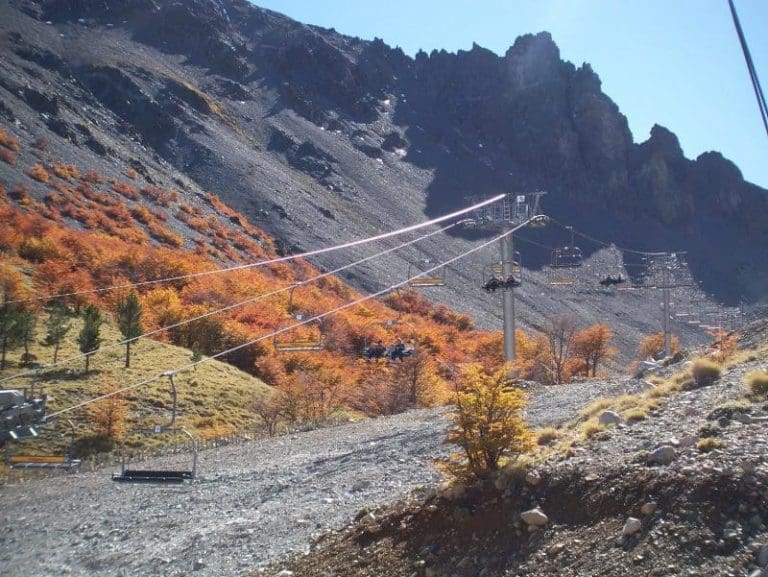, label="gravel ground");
[0,379,630,577]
